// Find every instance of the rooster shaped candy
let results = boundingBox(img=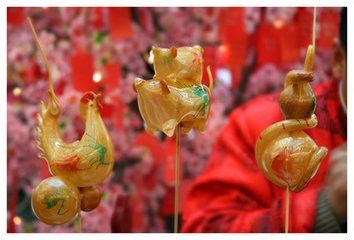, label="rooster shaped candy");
[28,18,114,226]
[37,90,114,187]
